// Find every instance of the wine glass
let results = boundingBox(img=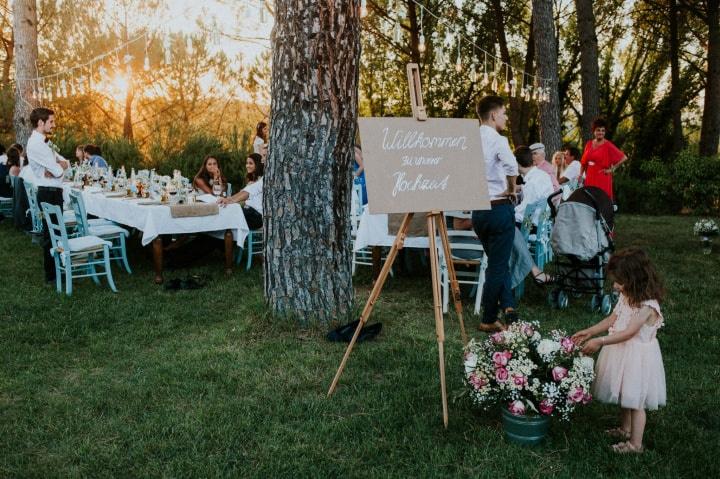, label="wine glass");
[212,180,223,197]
